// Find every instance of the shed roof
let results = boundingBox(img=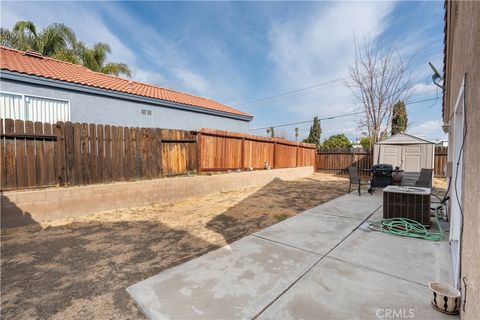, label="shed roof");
[376,133,434,145]
[0,46,251,119]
